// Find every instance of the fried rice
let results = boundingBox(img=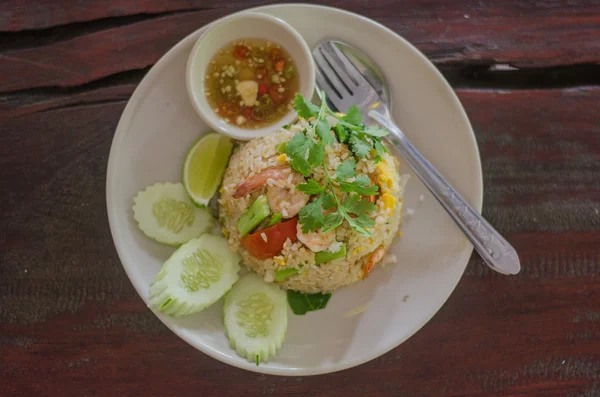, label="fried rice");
[218,119,408,293]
